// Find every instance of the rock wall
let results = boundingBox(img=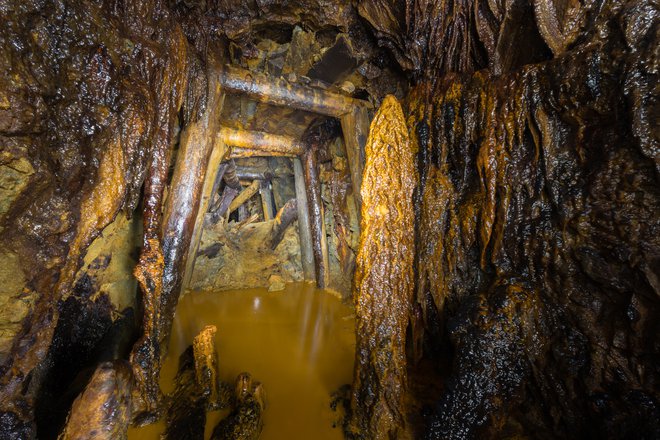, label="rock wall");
[351,0,659,438]
[0,0,202,436]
